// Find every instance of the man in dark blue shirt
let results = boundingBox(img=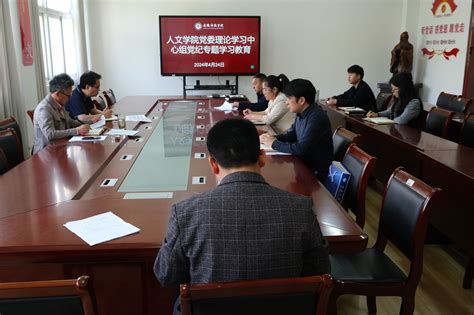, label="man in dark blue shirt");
[260,79,333,183]
[65,71,112,122]
[233,73,269,111]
